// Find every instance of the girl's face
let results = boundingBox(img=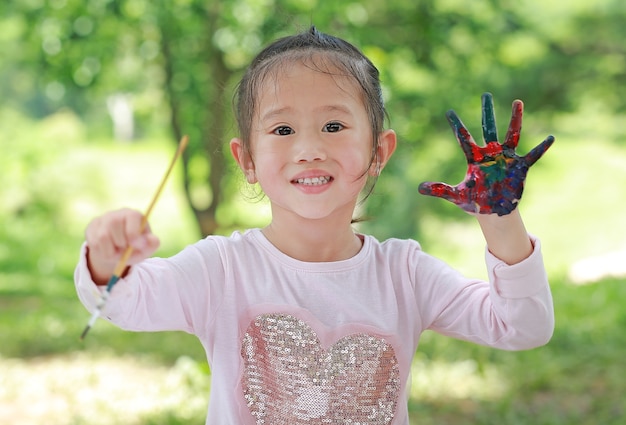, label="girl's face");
[231,60,394,224]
